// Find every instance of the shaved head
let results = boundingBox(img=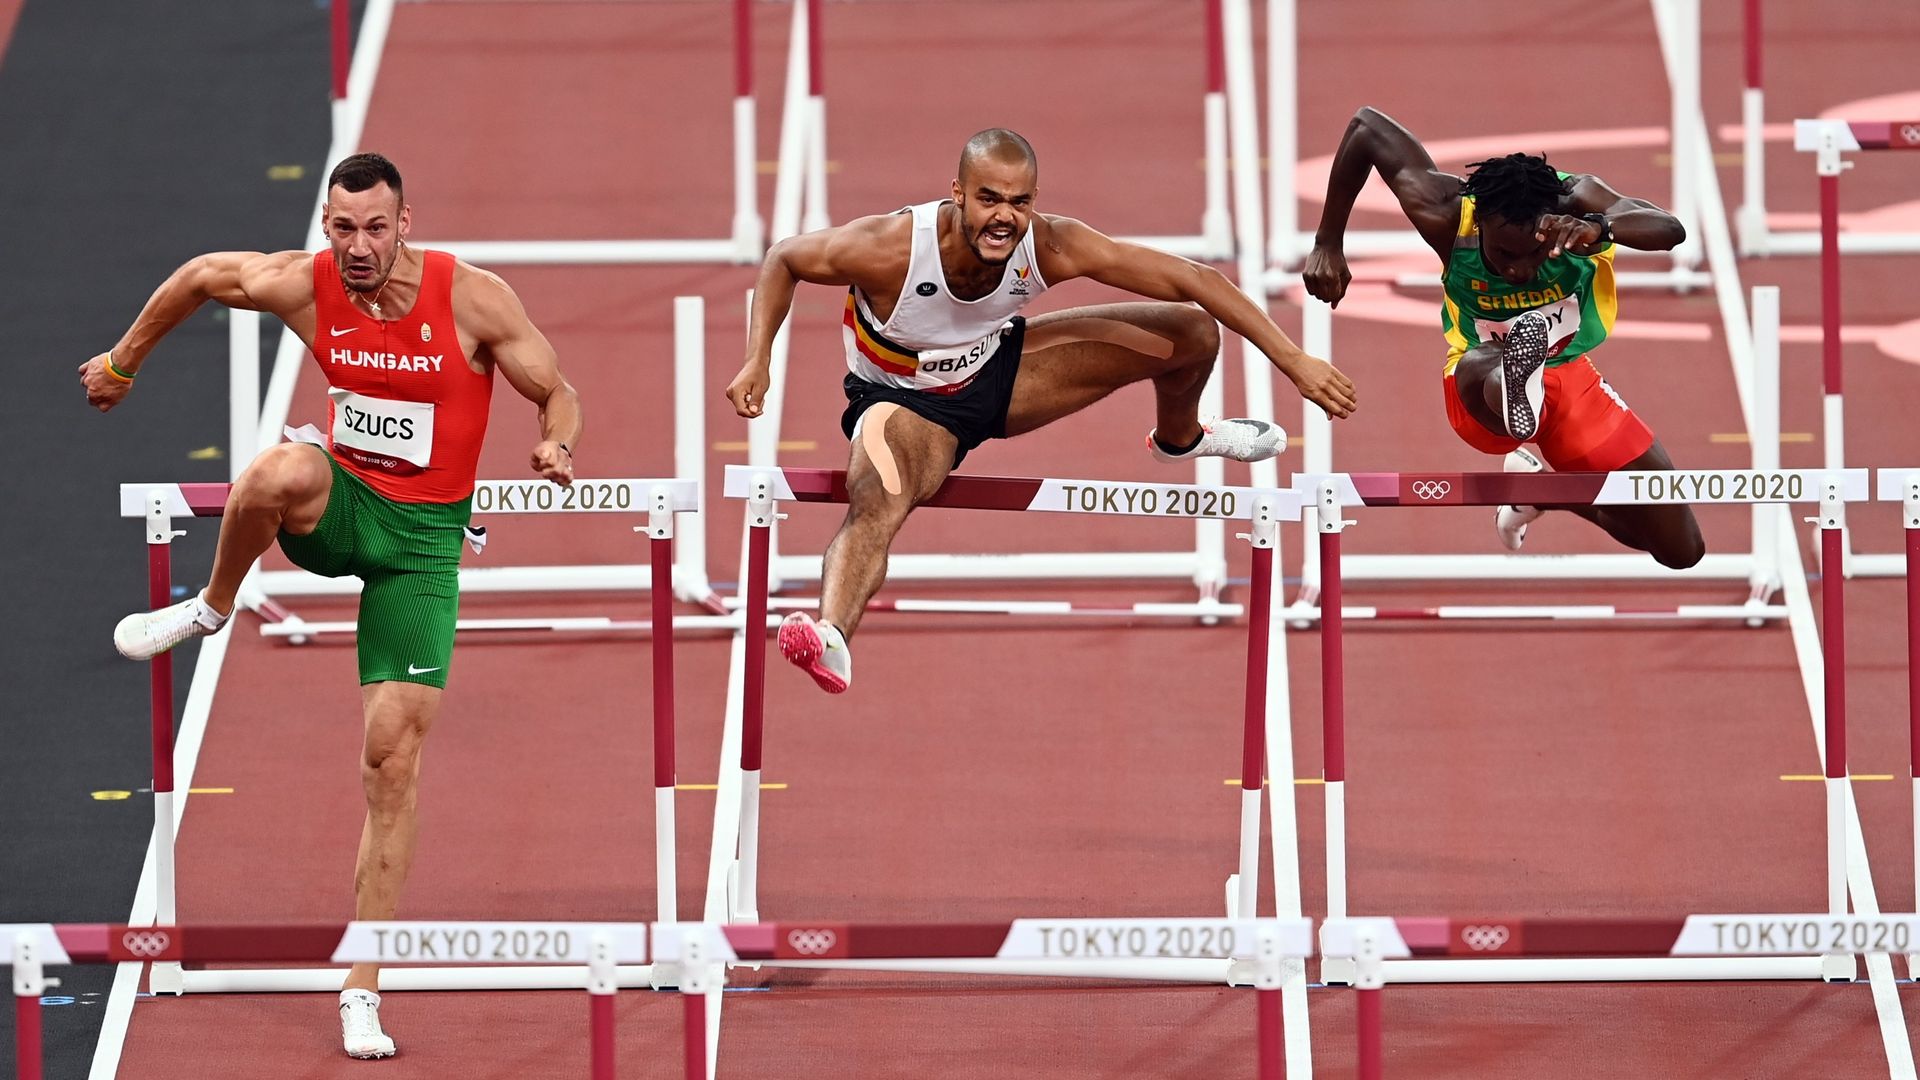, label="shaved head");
[957,128,1038,184]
